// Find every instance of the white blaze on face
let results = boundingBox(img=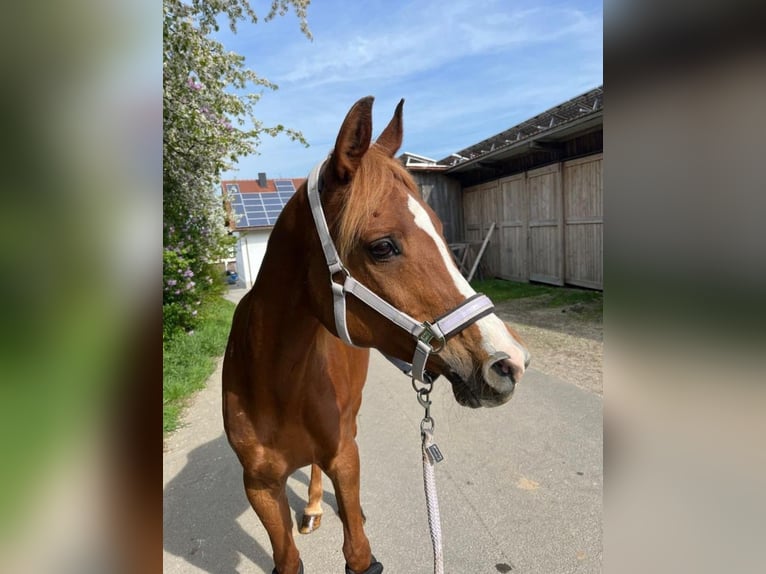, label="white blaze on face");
[407,195,529,371]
